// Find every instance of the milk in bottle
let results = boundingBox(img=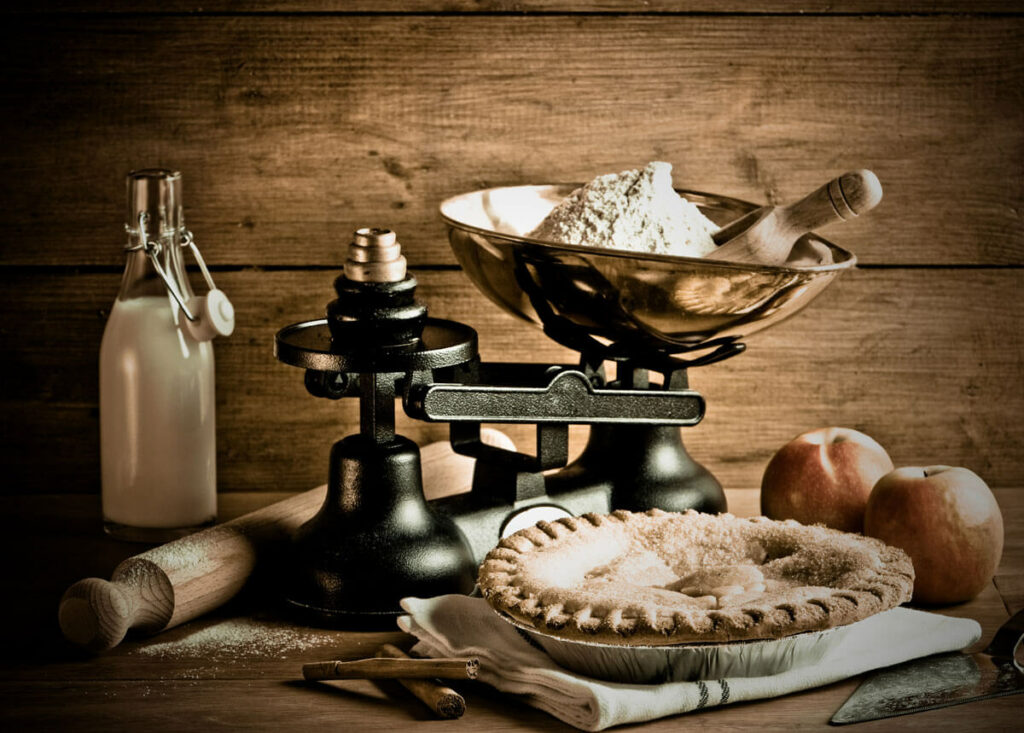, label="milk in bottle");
[100,169,231,541]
